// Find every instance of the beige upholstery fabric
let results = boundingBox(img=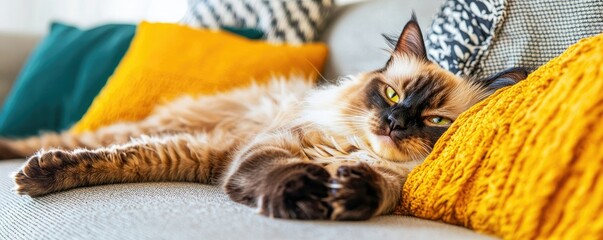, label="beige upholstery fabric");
[0,1,497,239]
[0,160,496,240]
[320,0,442,80]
